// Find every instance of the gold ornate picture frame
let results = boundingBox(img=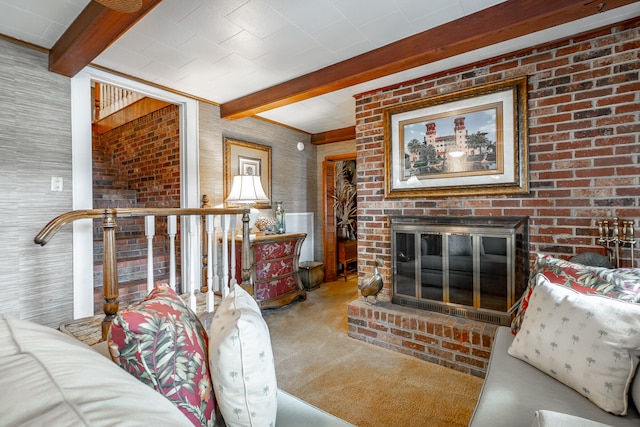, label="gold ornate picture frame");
[224,137,272,209]
[384,76,529,198]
